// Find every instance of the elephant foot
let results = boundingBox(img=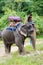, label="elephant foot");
[19,52,26,55]
[25,51,31,54]
[32,50,40,56]
[5,47,11,54]
[18,51,31,57]
[5,50,10,56]
[4,54,12,58]
[19,51,31,56]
